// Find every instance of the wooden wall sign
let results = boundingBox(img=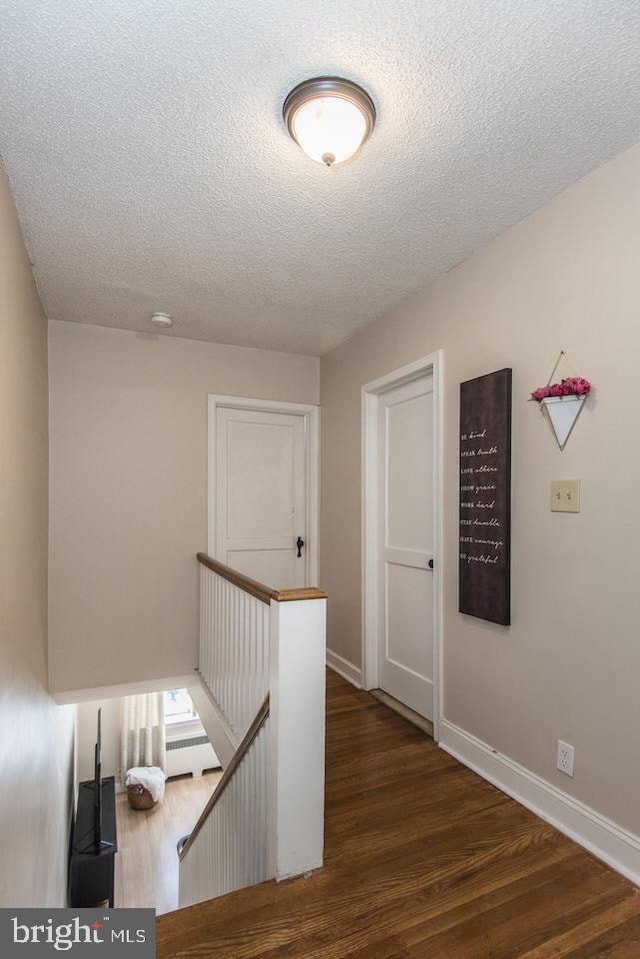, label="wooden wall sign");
[459,368,512,626]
